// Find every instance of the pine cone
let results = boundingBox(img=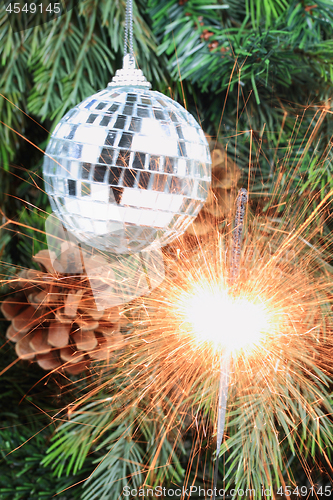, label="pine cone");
[1,250,126,374]
[186,140,241,236]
